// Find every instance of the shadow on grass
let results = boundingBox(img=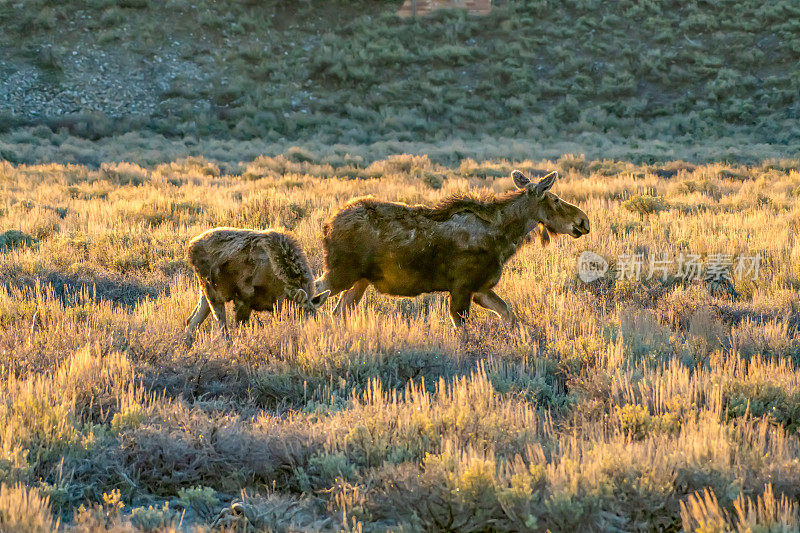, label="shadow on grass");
[0,269,168,308]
